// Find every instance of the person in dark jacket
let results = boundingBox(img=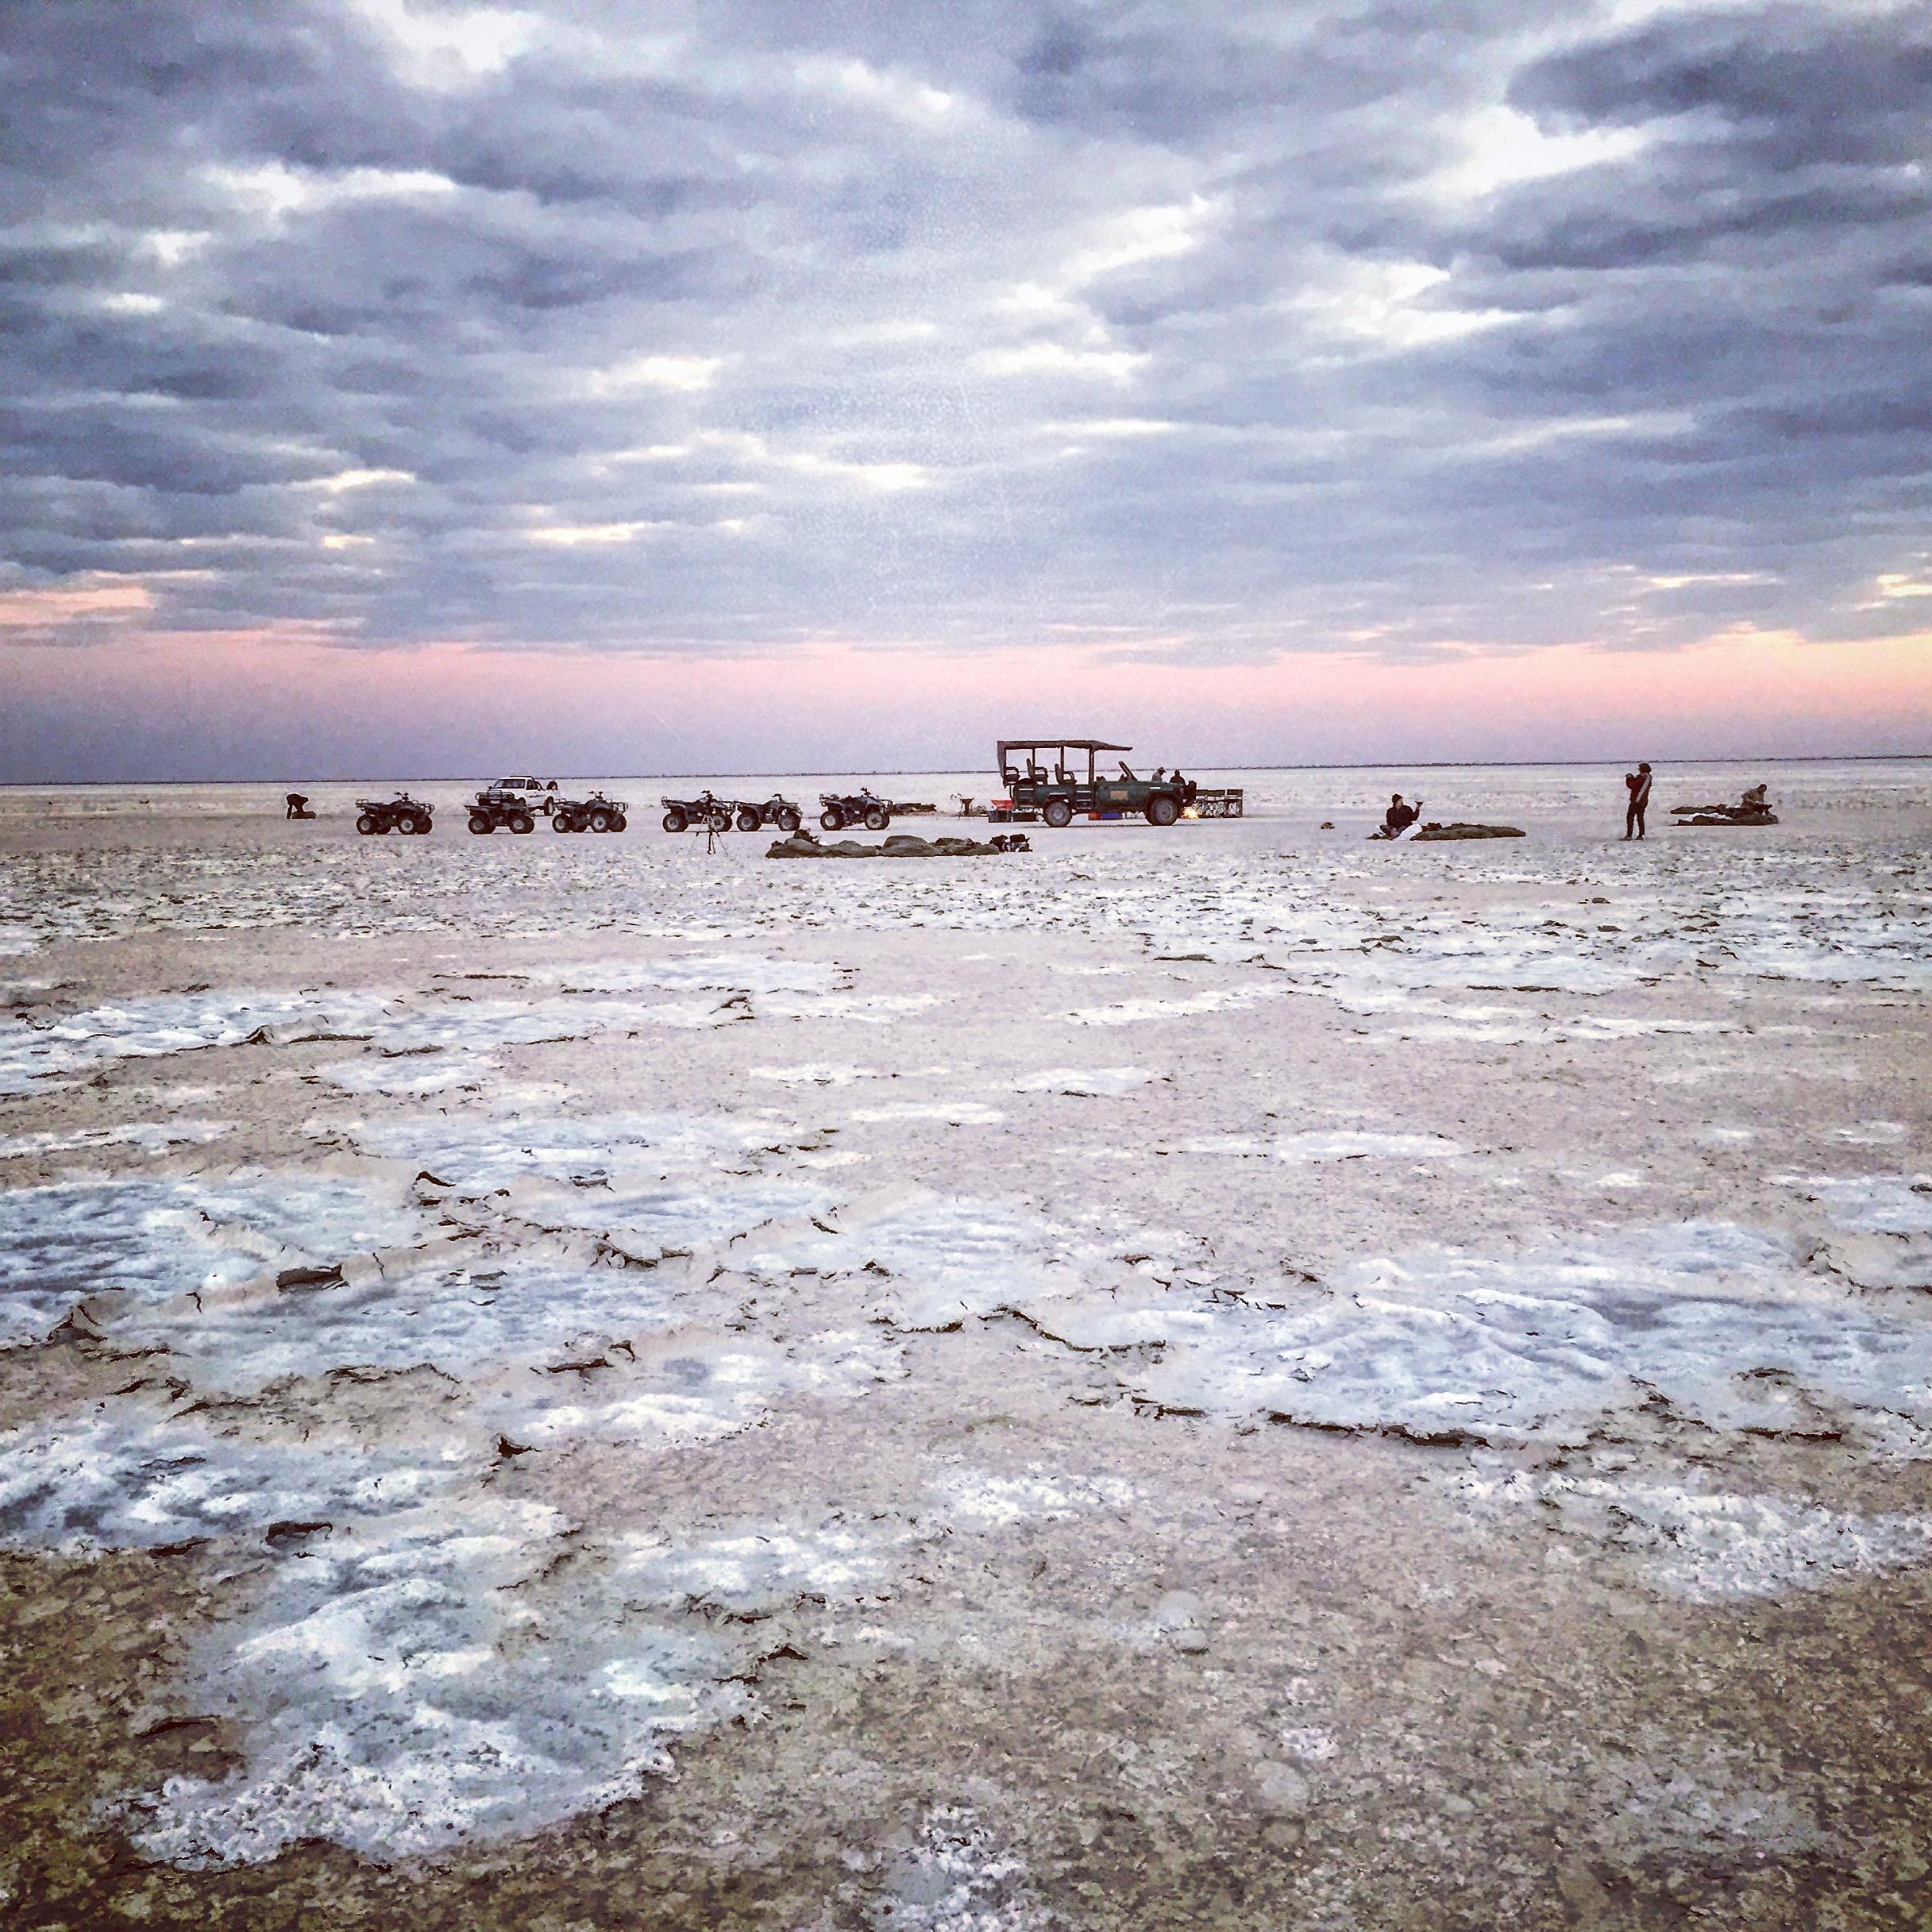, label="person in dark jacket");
[284,792,313,819]
[1624,762,1652,840]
